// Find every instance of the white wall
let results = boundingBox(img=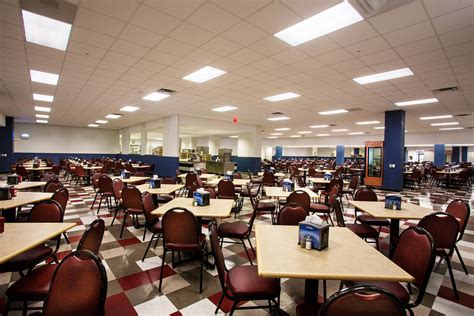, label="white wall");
[14,123,120,154]
[282,147,313,156]
[220,137,238,154]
